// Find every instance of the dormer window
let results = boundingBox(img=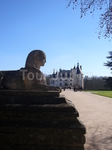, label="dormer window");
[63,73,65,78]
